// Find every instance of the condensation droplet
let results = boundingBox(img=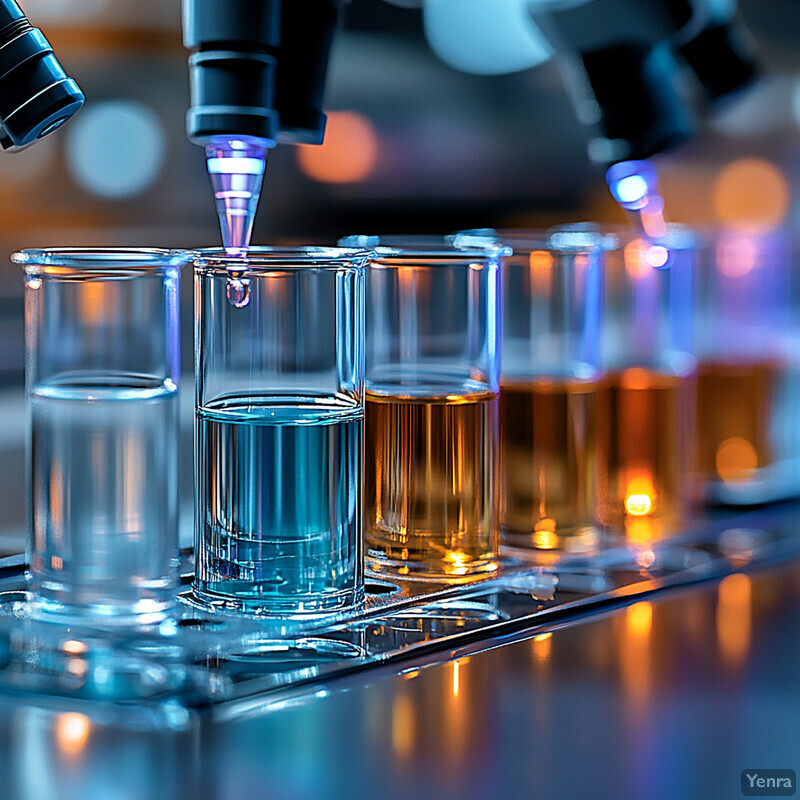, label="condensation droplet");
[226,277,250,308]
